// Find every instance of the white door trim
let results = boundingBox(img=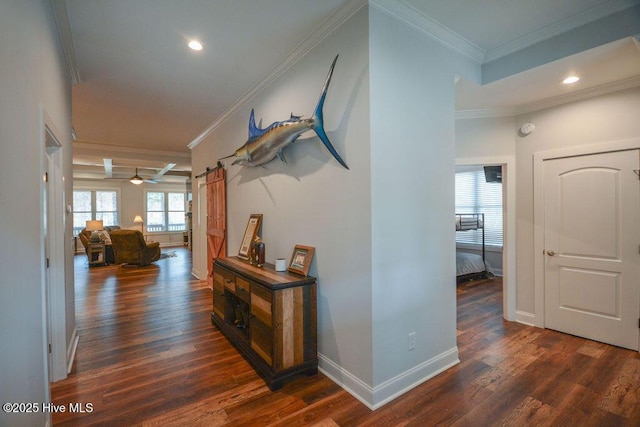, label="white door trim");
[456,155,516,321]
[533,138,640,328]
[191,176,207,280]
[41,106,67,383]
